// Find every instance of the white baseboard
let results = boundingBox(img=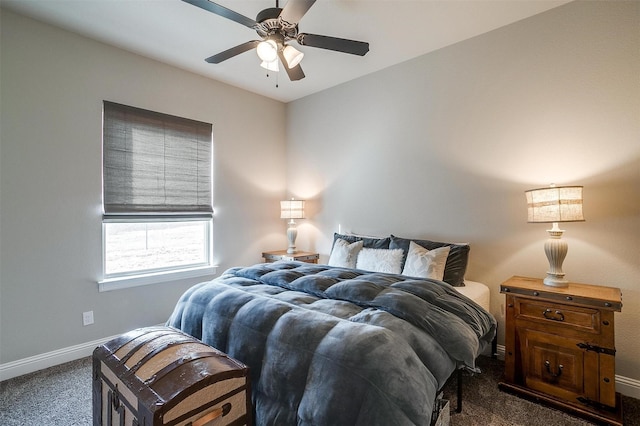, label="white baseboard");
[494,345,640,399]
[616,374,640,400]
[0,334,119,382]
[495,343,506,360]
[2,340,639,400]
